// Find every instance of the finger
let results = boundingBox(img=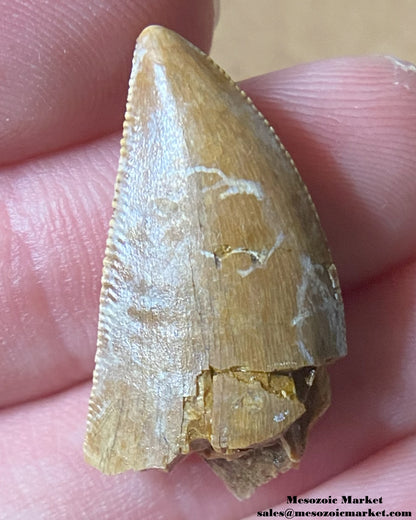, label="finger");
[1,383,414,518]
[241,55,416,290]
[242,436,416,519]
[0,0,216,165]
[2,58,416,408]
[2,234,416,499]
[0,135,118,408]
